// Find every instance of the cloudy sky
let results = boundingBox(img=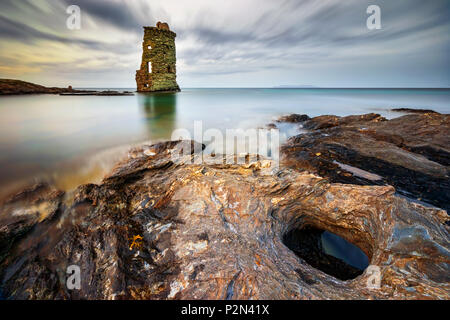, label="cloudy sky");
[0,0,448,88]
